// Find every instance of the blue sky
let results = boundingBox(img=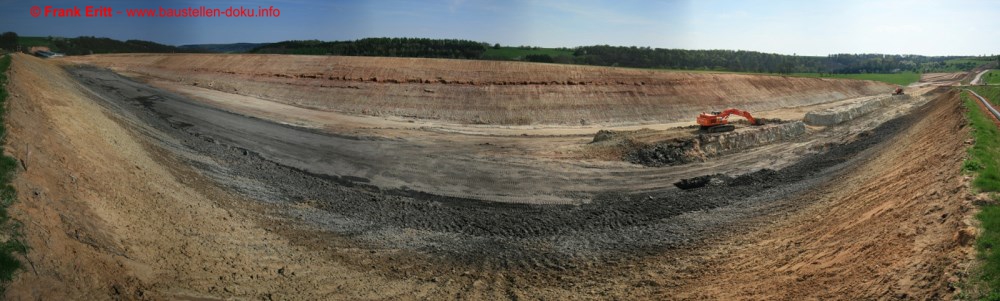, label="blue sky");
[1,0,997,56]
